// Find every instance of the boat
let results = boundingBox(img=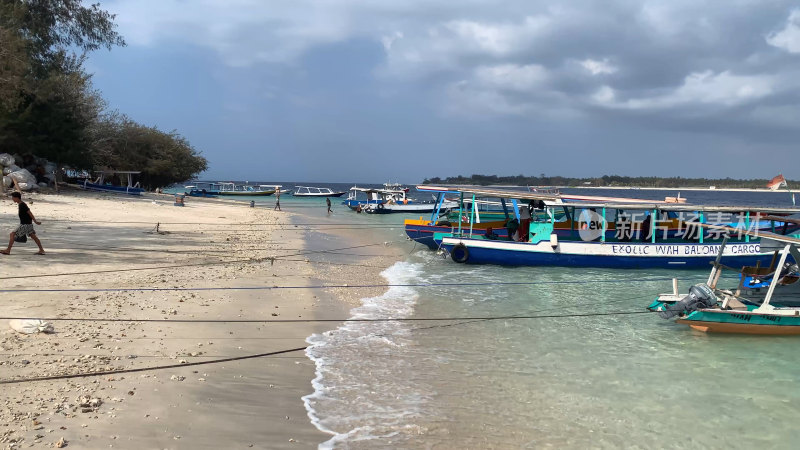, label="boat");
[426,185,800,268]
[183,184,216,197]
[363,197,458,214]
[383,182,409,193]
[528,186,561,195]
[407,187,682,249]
[342,185,456,214]
[648,228,800,334]
[80,171,145,196]
[185,182,276,197]
[342,186,409,210]
[292,186,347,197]
[406,195,547,247]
